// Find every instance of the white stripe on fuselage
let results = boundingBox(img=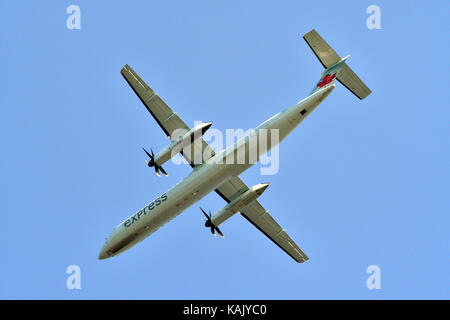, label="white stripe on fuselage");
[99,84,335,259]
